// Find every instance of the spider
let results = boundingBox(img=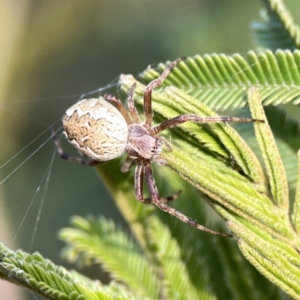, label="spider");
[55,58,261,237]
